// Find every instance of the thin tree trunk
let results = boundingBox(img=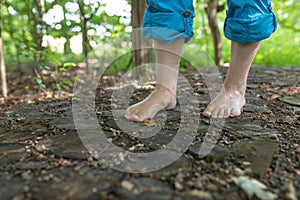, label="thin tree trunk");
[6,6,21,69]
[34,0,45,52]
[205,0,224,66]
[0,39,7,98]
[131,0,153,79]
[0,0,7,97]
[77,0,90,73]
[26,1,40,78]
[34,0,45,81]
[62,5,72,54]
